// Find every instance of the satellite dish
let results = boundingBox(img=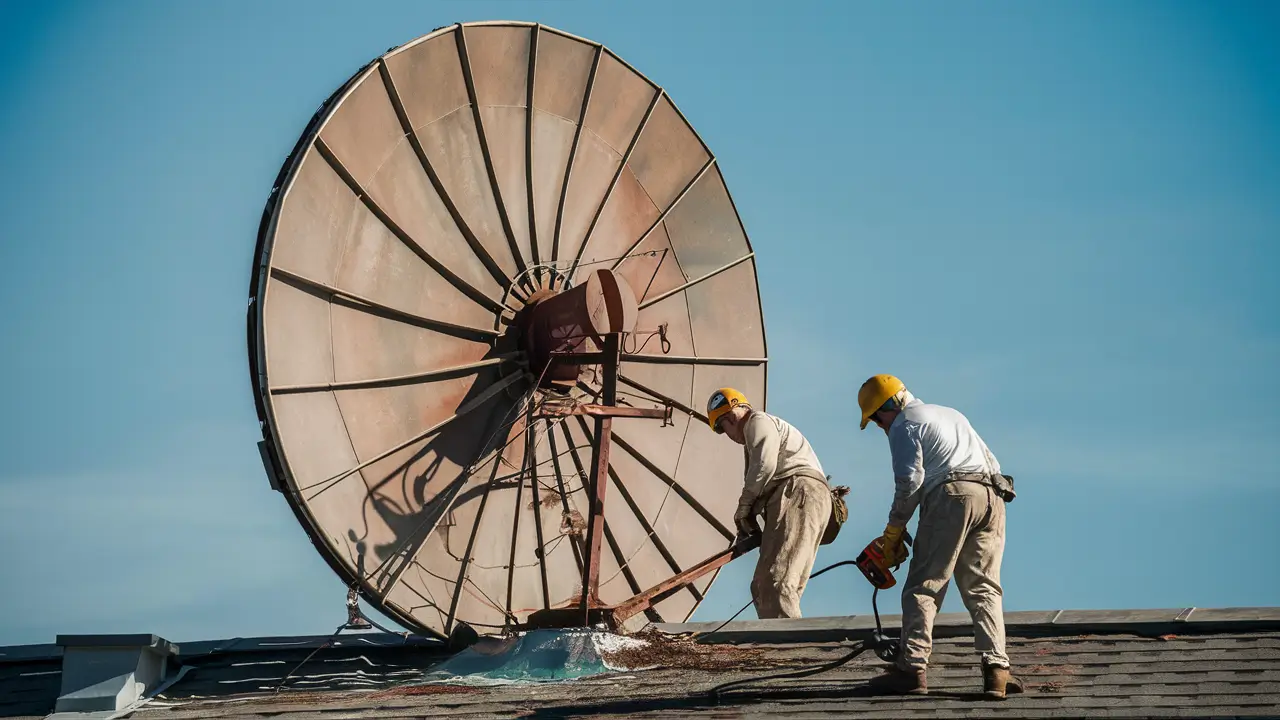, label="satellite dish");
[247,21,767,638]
